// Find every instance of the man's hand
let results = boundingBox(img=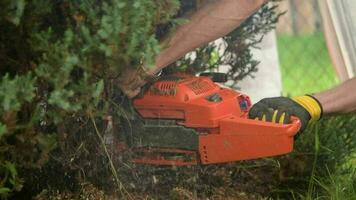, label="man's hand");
[117,66,162,98]
[117,67,146,98]
[248,96,323,132]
